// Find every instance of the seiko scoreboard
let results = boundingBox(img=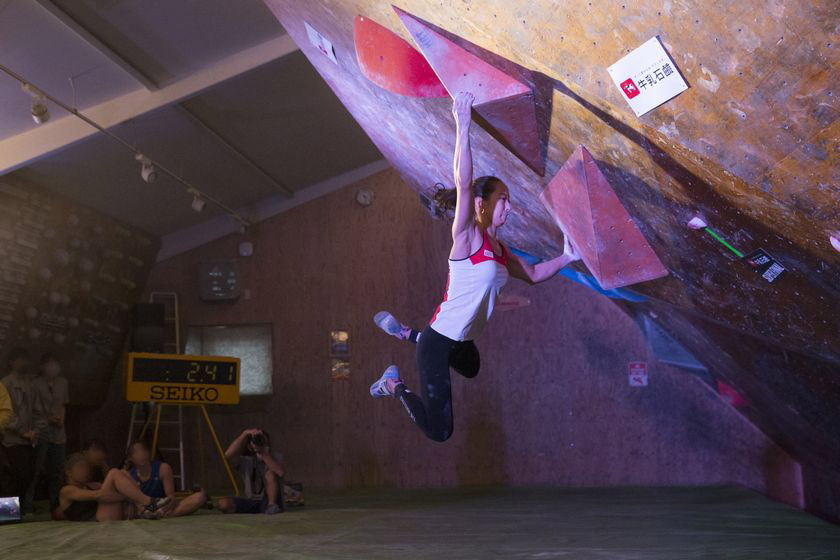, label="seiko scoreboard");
[125,353,240,405]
